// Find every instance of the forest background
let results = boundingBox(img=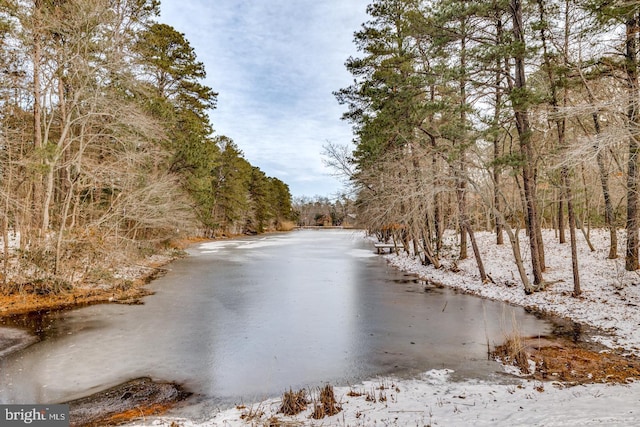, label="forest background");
[3,0,640,300]
[327,0,640,296]
[0,0,308,293]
